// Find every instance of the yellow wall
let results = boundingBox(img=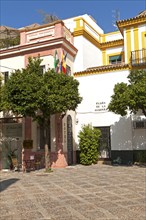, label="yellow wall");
[133,26,139,51]
[125,29,131,63]
[141,31,146,49]
[102,50,106,65]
